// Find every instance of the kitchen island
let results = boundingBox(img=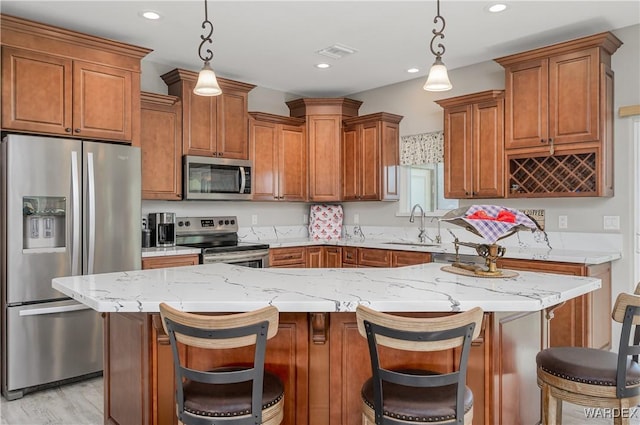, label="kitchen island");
[53,262,601,425]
